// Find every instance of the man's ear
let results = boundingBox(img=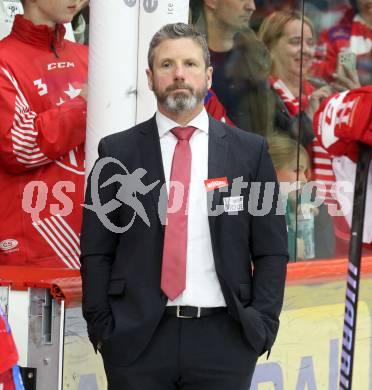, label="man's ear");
[146,68,154,91]
[207,66,213,90]
[203,0,218,11]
